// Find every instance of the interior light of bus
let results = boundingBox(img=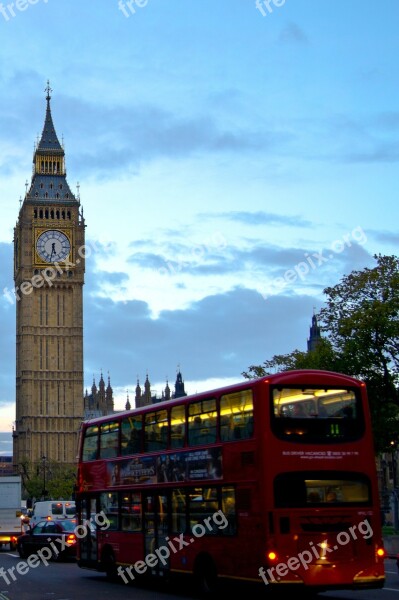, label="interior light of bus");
[170,418,185,426]
[219,408,252,417]
[277,393,314,403]
[313,389,346,397]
